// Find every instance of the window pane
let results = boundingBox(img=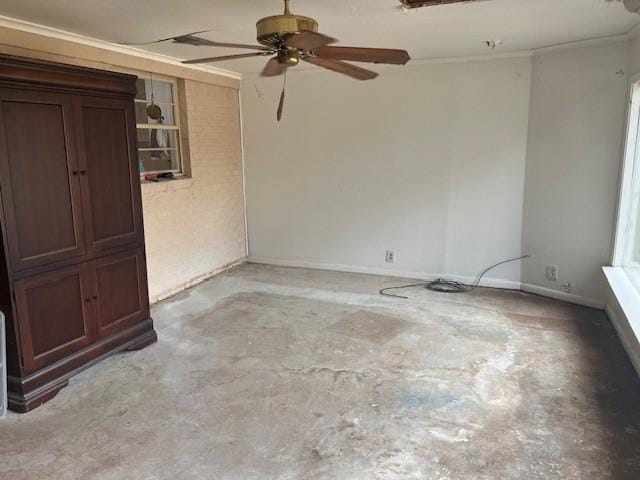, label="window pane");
[137,129,180,173]
[622,89,640,291]
[135,101,176,126]
[139,149,179,174]
[134,78,183,175]
[135,79,146,101]
[135,78,174,104]
[137,127,179,149]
